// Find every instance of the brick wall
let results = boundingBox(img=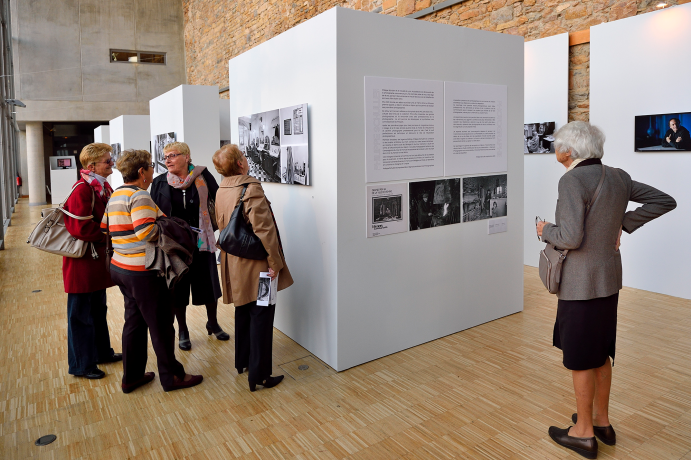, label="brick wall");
[183,0,688,120]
